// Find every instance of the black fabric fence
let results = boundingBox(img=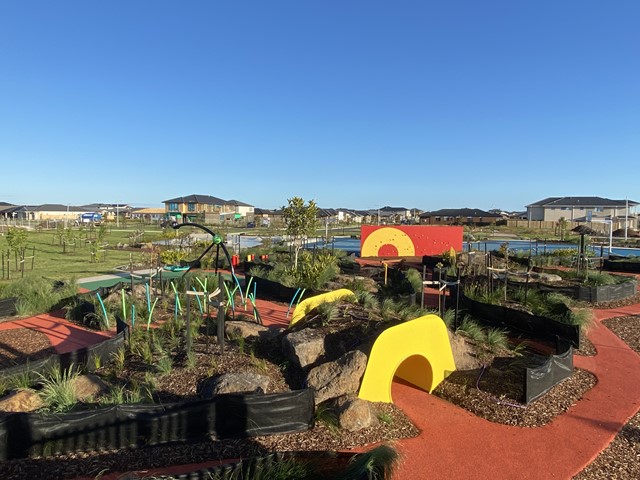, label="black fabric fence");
[462,295,581,347]
[0,297,17,318]
[0,389,314,460]
[0,326,127,381]
[244,275,322,303]
[525,346,574,404]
